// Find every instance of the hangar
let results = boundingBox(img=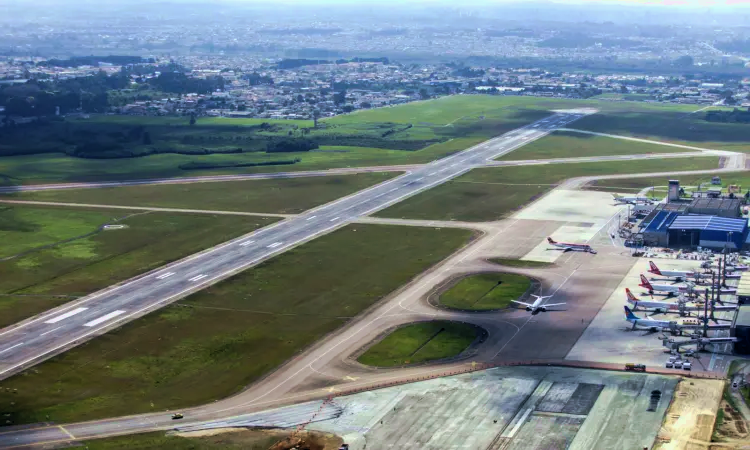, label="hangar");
[666,215,747,250]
